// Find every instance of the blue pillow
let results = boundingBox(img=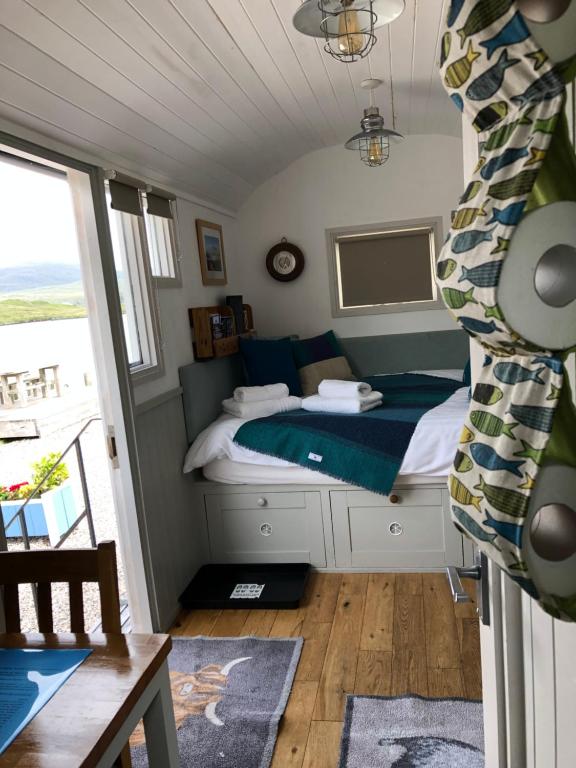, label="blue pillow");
[239,337,302,396]
[463,359,471,387]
